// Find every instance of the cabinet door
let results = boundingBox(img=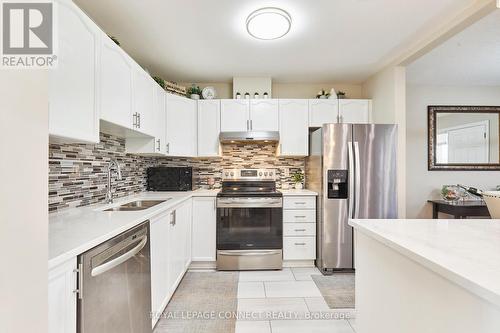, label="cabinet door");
[197,100,220,157]
[155,86,166,153]
[100,35,134,129]
[168,209,184,294]
[220,99,250,132]
[338,99,371,124]
[279,99,309,156]
[49,0,100,143]
[192,197,217,261]
[48,258,77,333]
[308,99,338,127]
[133,69,156,136]
[250,99,279,131]
[150,212,170,327]
[165,94,197,157]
